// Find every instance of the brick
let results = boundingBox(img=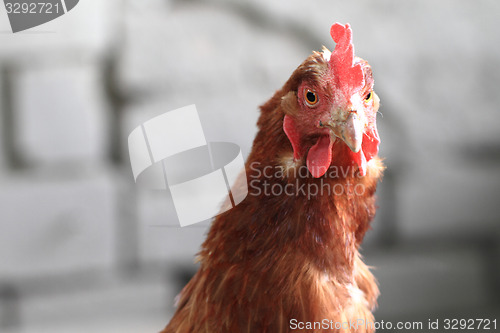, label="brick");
[121,100,179,167]
[0,168,117,279]
[11,63,109,166]
[121,96,260,170]
[118,3,308,96]
[136,189,210,264]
